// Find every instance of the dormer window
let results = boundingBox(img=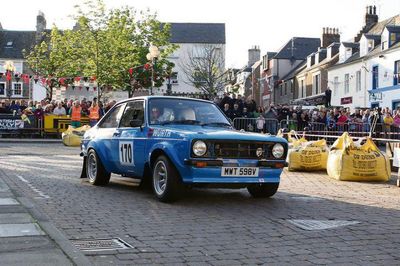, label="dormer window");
[367,40,374,51]
[5,41,13,48]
